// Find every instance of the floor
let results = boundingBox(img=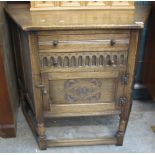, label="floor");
[1,100,155,153]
